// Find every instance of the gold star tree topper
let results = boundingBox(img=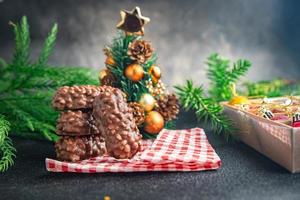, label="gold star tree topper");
[117,7,150,35]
